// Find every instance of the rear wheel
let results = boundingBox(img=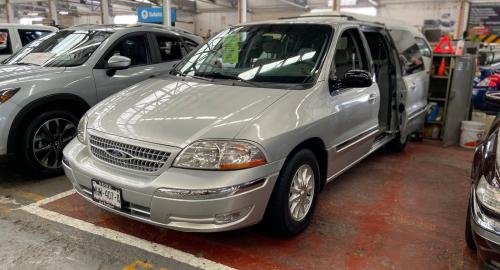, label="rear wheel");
[17,110,78,176]
[264,149,320,236]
